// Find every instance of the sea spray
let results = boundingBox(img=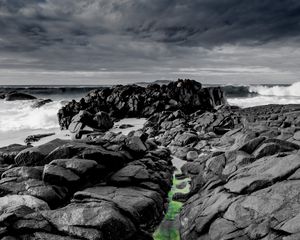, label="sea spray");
[249,81,300,97]
[0,100,63,132]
